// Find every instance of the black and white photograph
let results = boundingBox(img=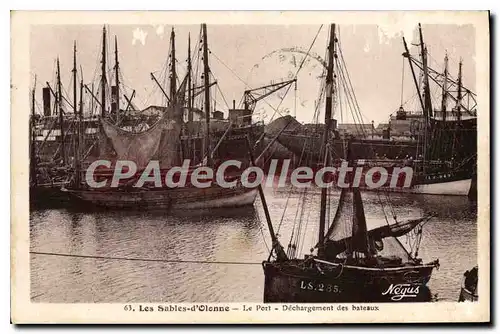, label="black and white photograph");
[10,10,490,324]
